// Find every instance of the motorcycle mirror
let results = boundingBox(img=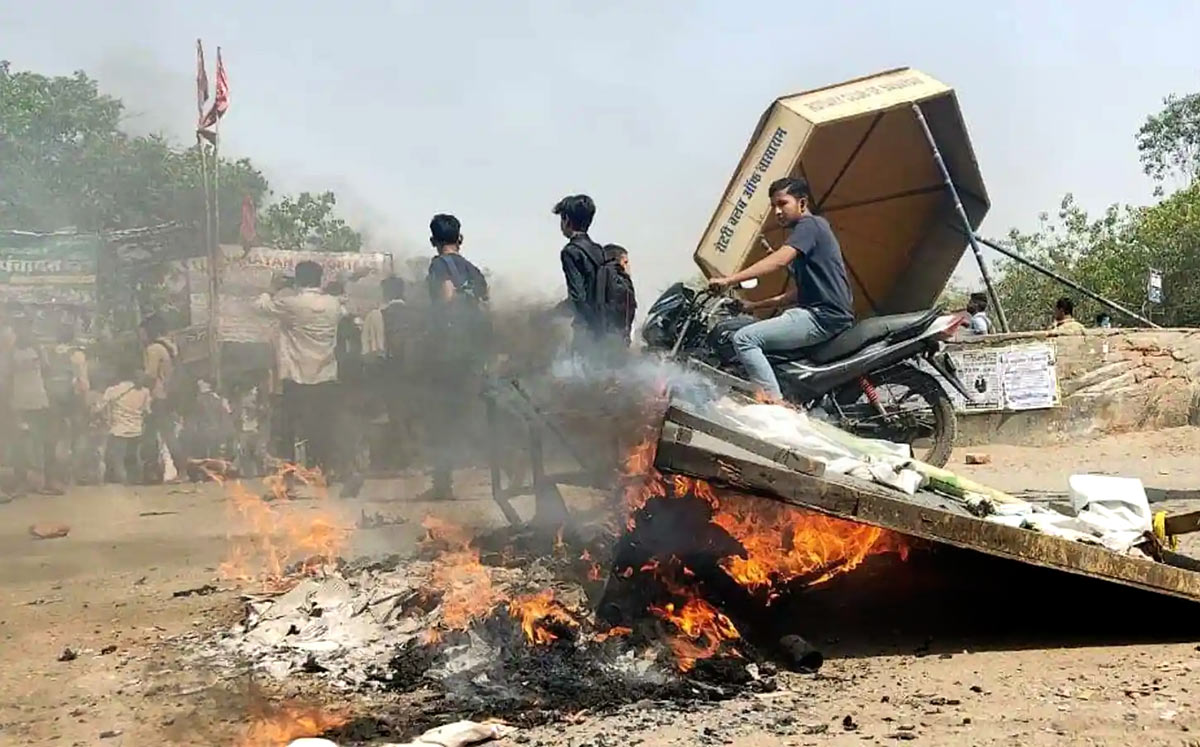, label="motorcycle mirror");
[738,278,759,290]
